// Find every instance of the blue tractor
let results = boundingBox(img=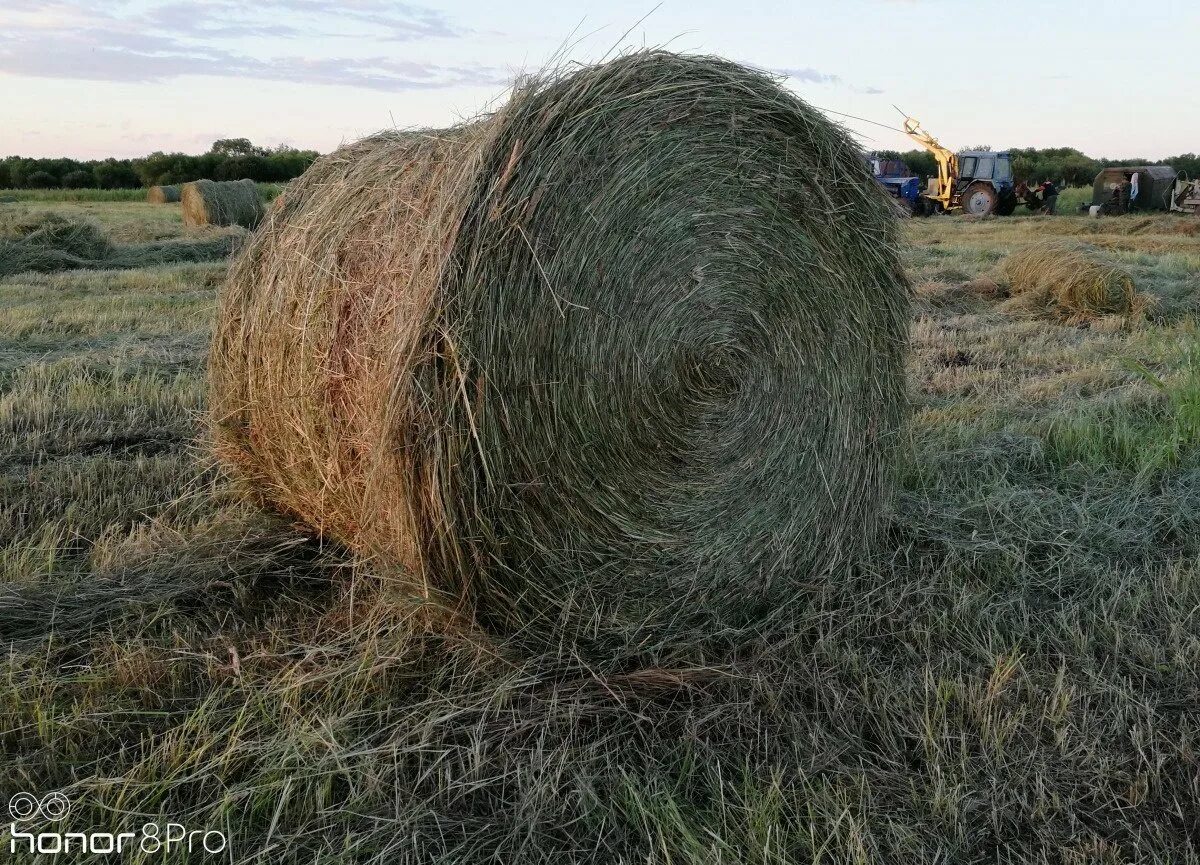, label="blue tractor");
[902,118,1020,216]
[867,155,921,214]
